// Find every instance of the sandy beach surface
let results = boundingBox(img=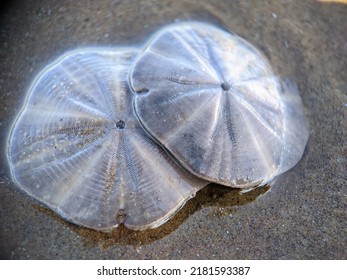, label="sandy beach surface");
[0,0,346,259]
